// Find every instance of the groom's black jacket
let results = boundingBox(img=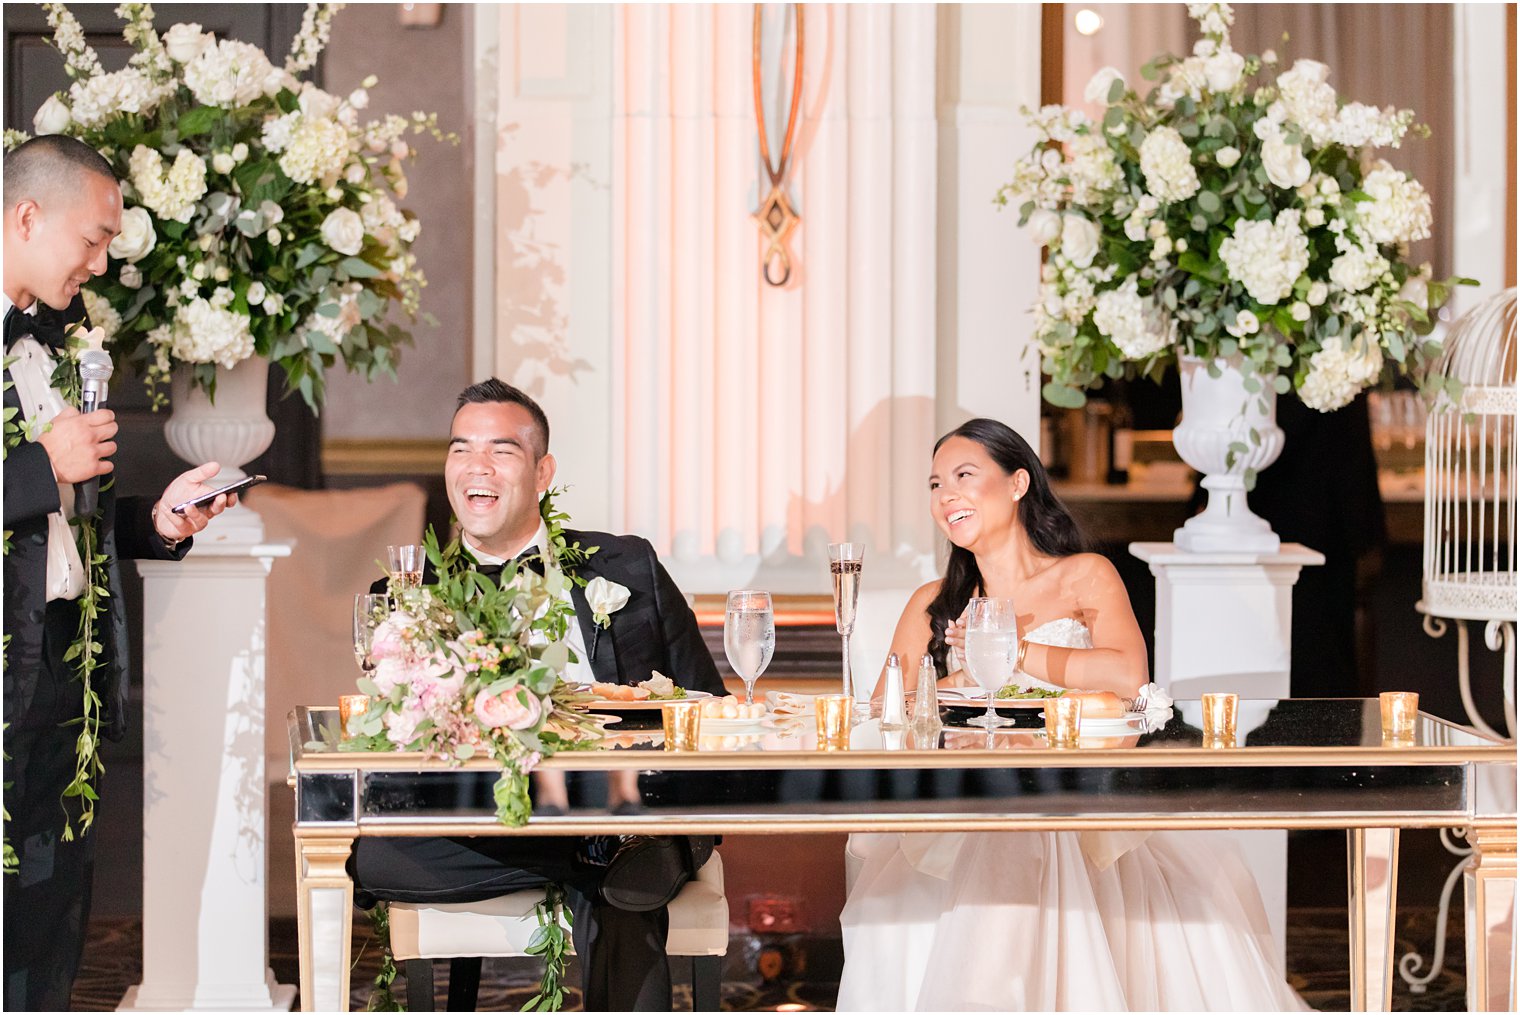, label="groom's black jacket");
[370,528,724,694]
